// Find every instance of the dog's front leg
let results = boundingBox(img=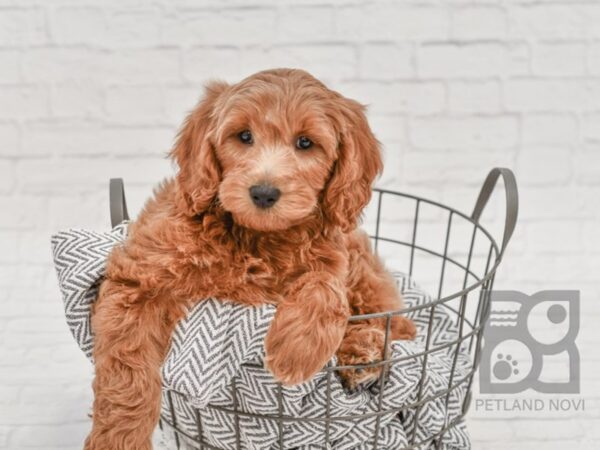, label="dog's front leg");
[264,271,349,385]
[84,279,184,450]
[335,229,416,389]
